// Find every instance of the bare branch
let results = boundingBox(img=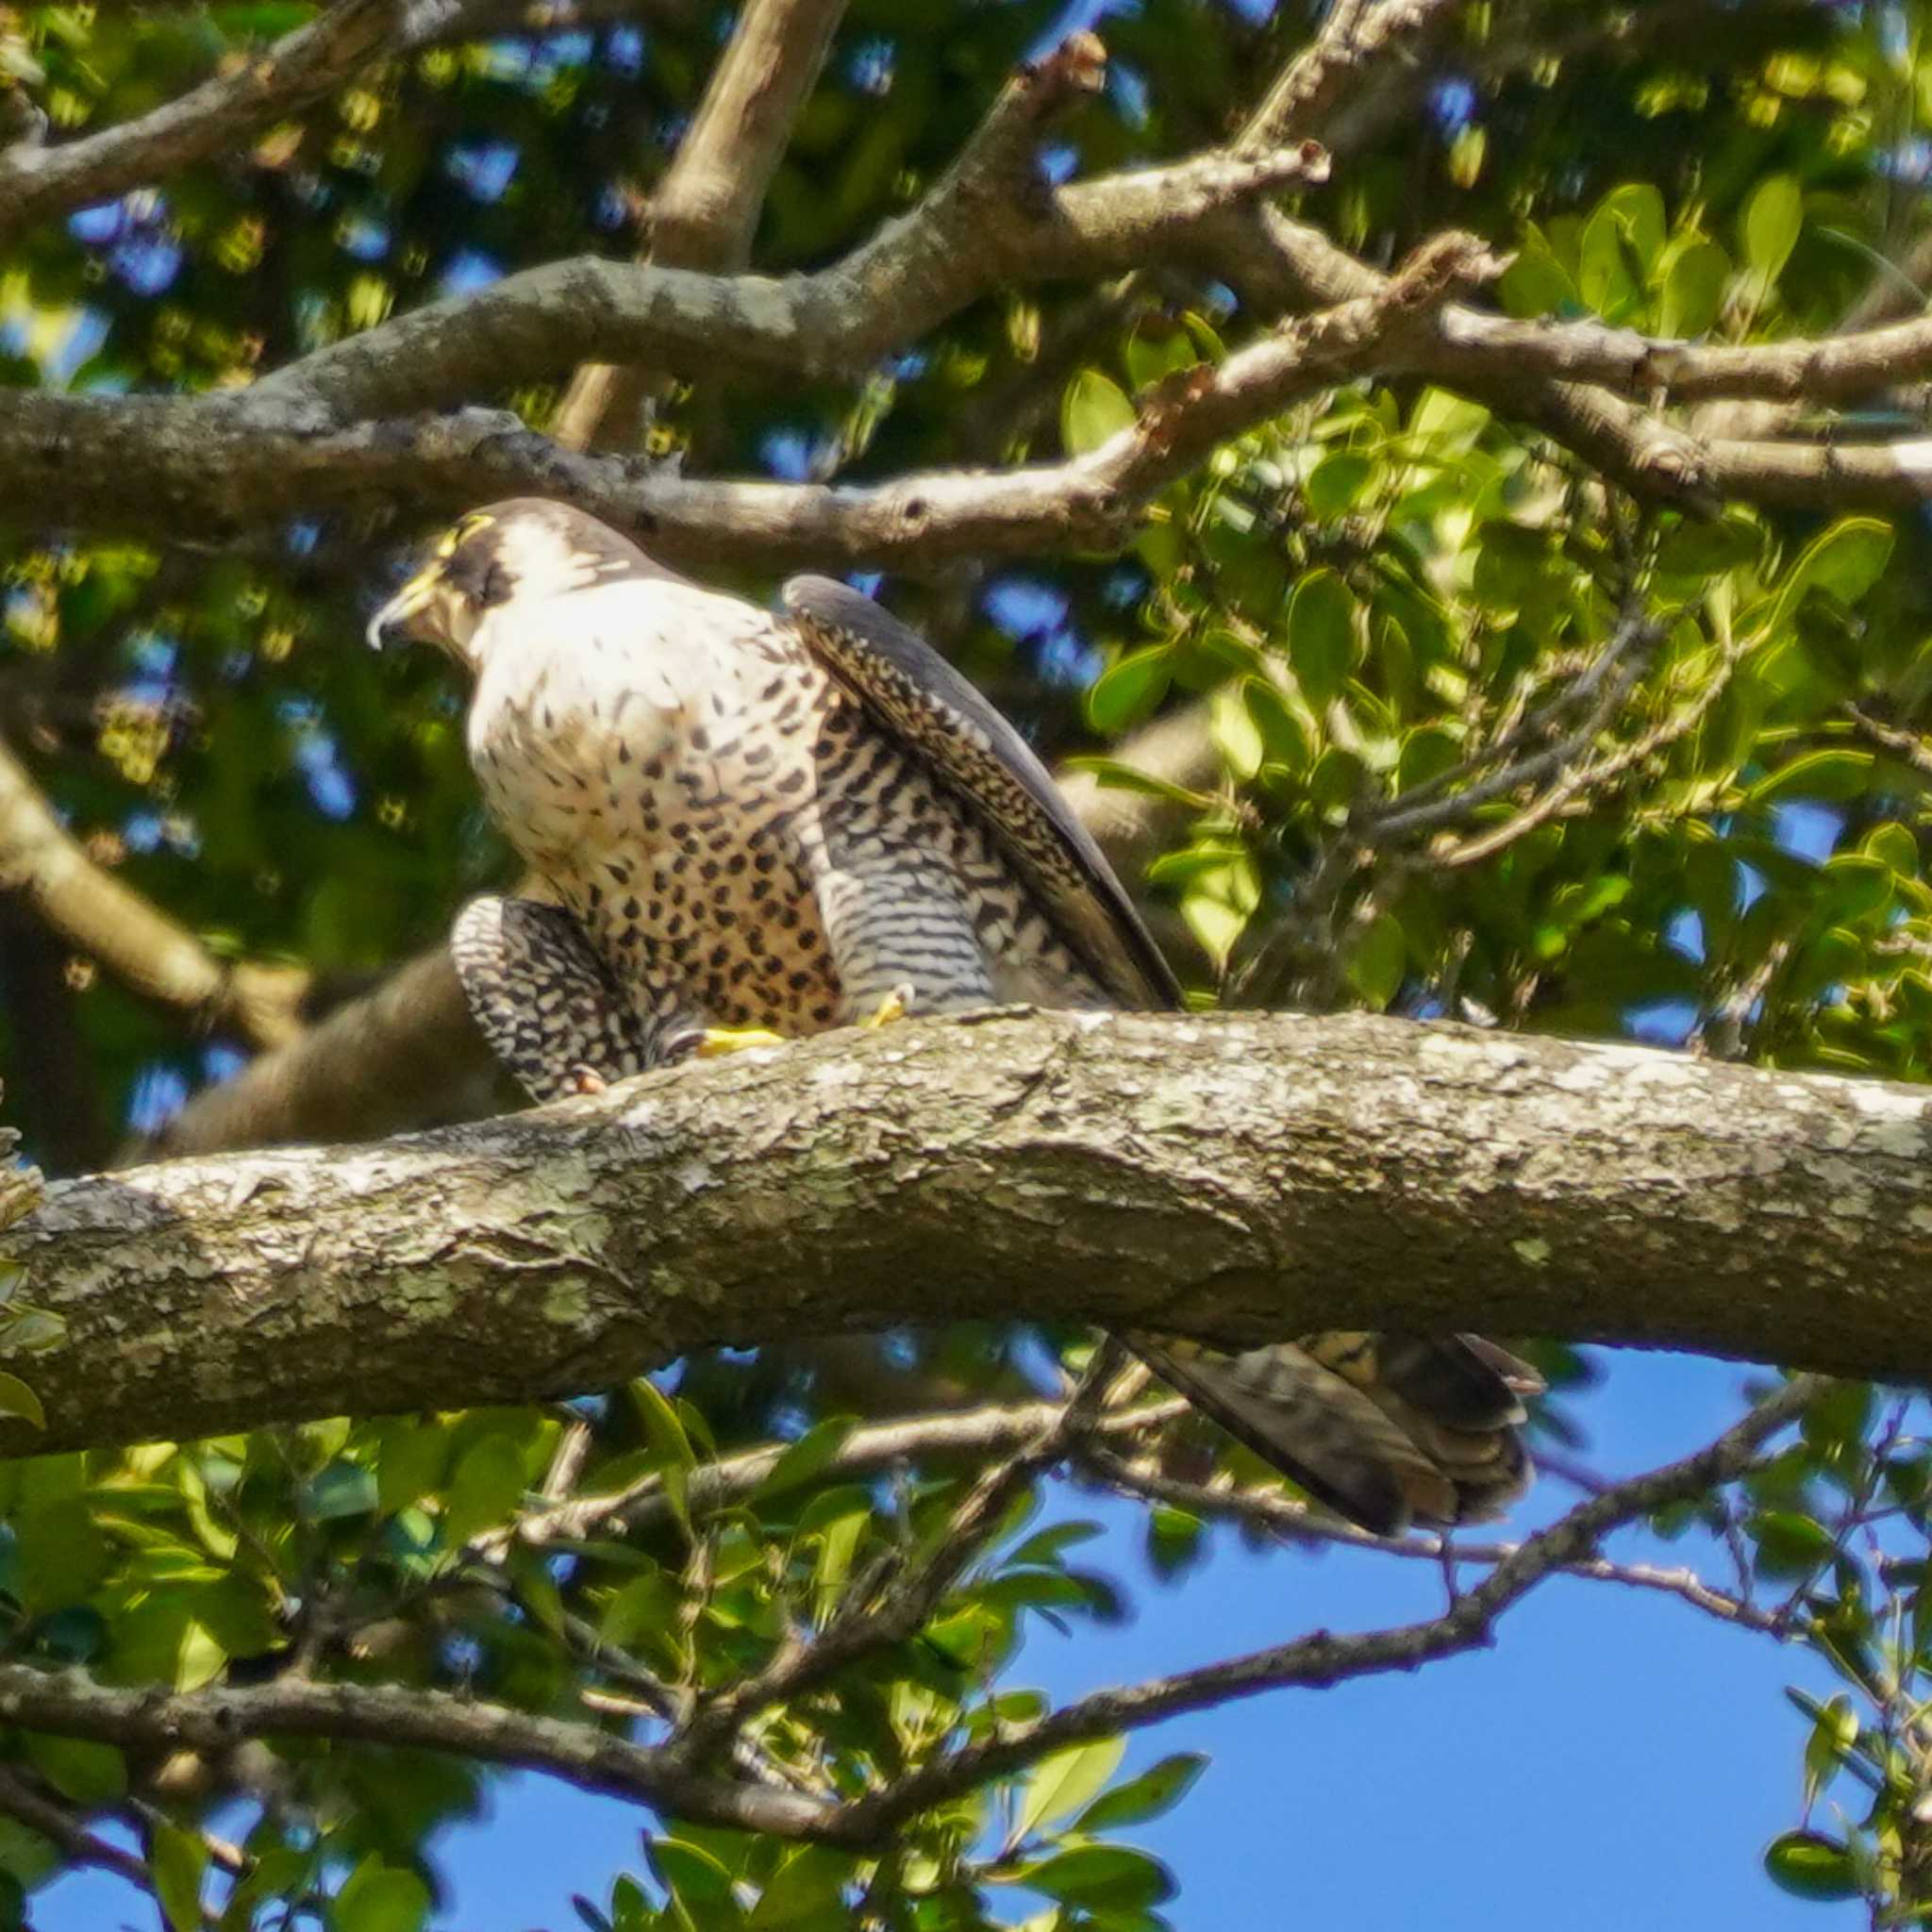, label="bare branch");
[837,1376,1821,1831]
[1079,1444,1785,1633]
[1244,0,1467,151]
[251,124,1329,423]
[0,1766,213,1926]
[492,1394,1191,1554]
